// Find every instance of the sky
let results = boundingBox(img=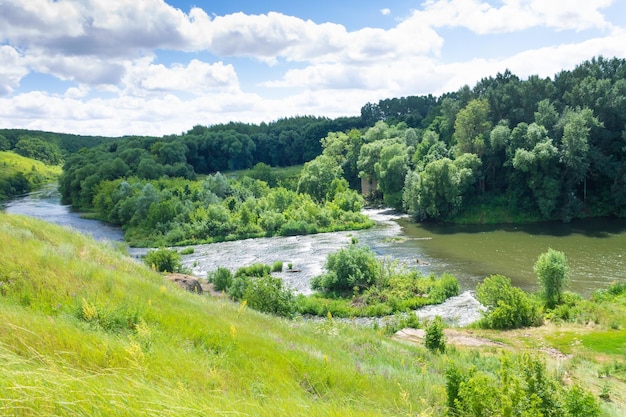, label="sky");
[1,0,625,137]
